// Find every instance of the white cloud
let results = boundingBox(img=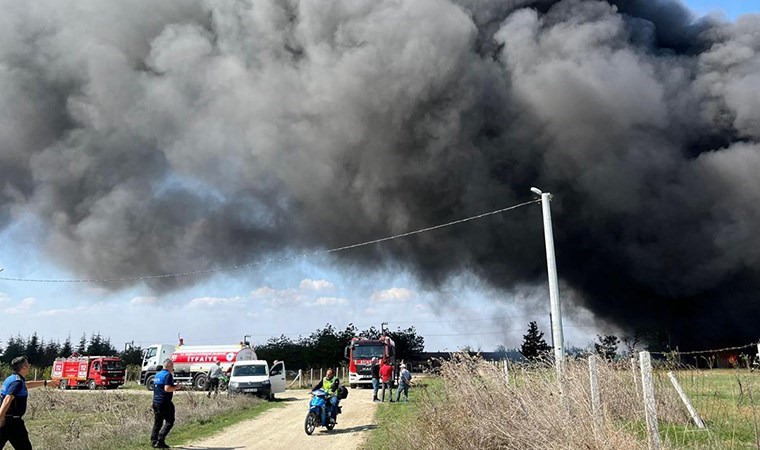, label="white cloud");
[300,279,335,292]
[130,296,159,306]
[4,297,36,314]
[251,286,307,307]
[315,297,348,306]
[371,287,415,303]
[188,296,243,307]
